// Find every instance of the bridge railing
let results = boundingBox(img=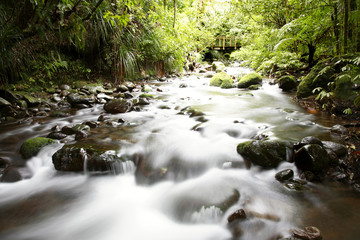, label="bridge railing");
[211,36,239,50]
